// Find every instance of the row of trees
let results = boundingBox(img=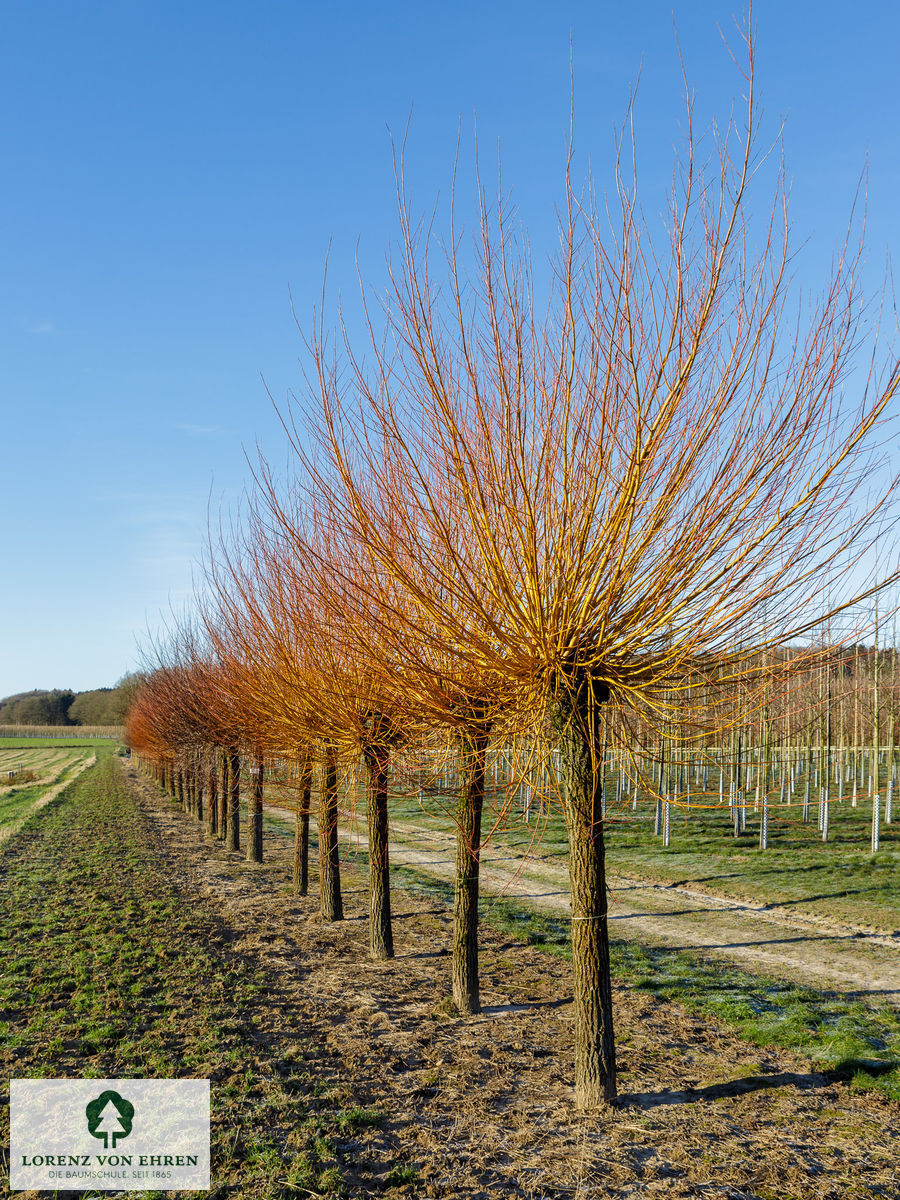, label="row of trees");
[0,680,136,726]
[0,689,77,725]
[126,27,899,1108]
